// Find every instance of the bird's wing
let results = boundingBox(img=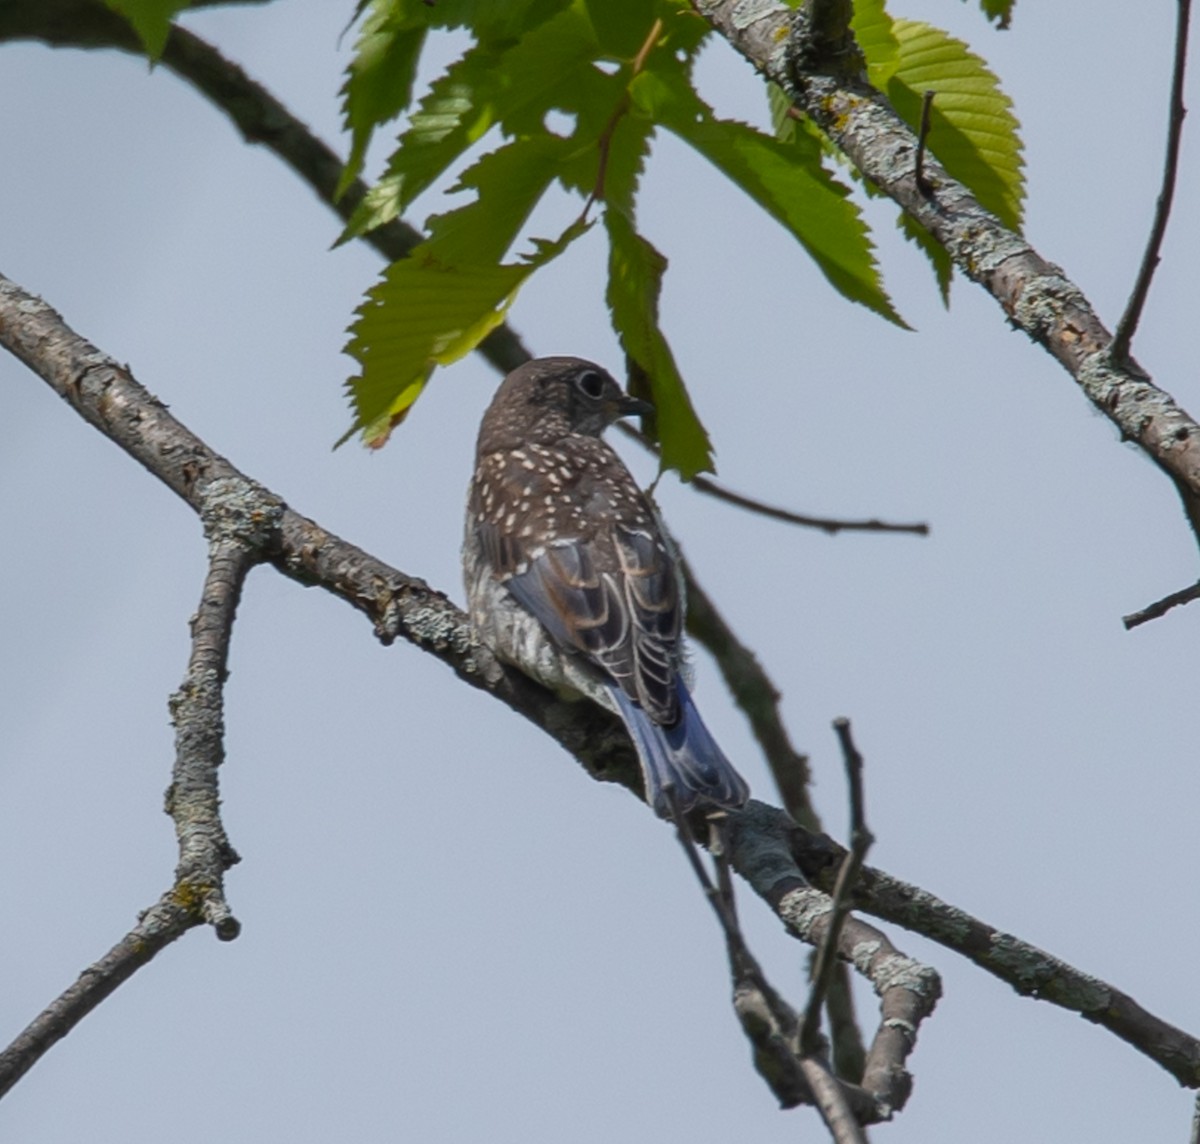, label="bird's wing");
[502,531,680,725]
[473,477,680,725]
